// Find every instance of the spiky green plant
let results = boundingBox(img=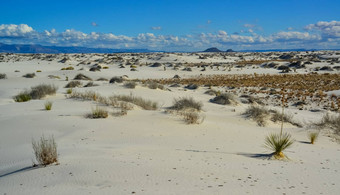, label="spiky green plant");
[308,131,319,144]
[264,132,295,159]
